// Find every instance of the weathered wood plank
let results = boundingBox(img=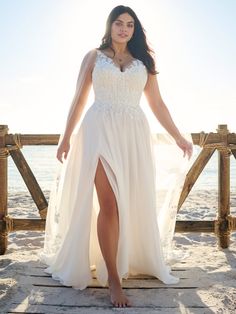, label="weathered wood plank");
[7,287,217,308]
[7,131,236,146]
[0,219,219,233]
[17,267,188,278]
[178,147,216,211]
[175,220,215,232]
[0,219,45,232]
[19,276,204,288]
[9,149,48,219]
[0,125,8,254]
[217,125,231,248]
[5,134,60,146]
[7,303,217,314]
